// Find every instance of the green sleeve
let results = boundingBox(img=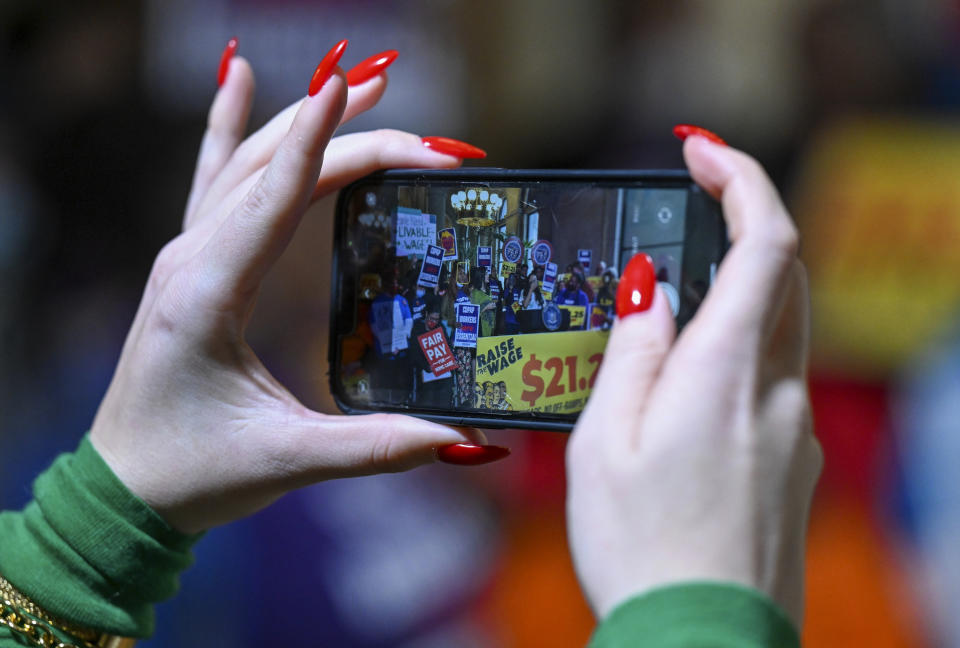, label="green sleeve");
[589,582,800,647]
[0,437,201,641]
